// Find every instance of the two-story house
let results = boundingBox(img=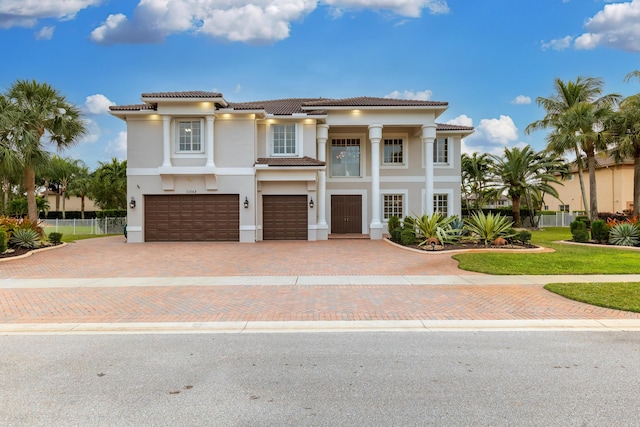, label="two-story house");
[109,92,474,242]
